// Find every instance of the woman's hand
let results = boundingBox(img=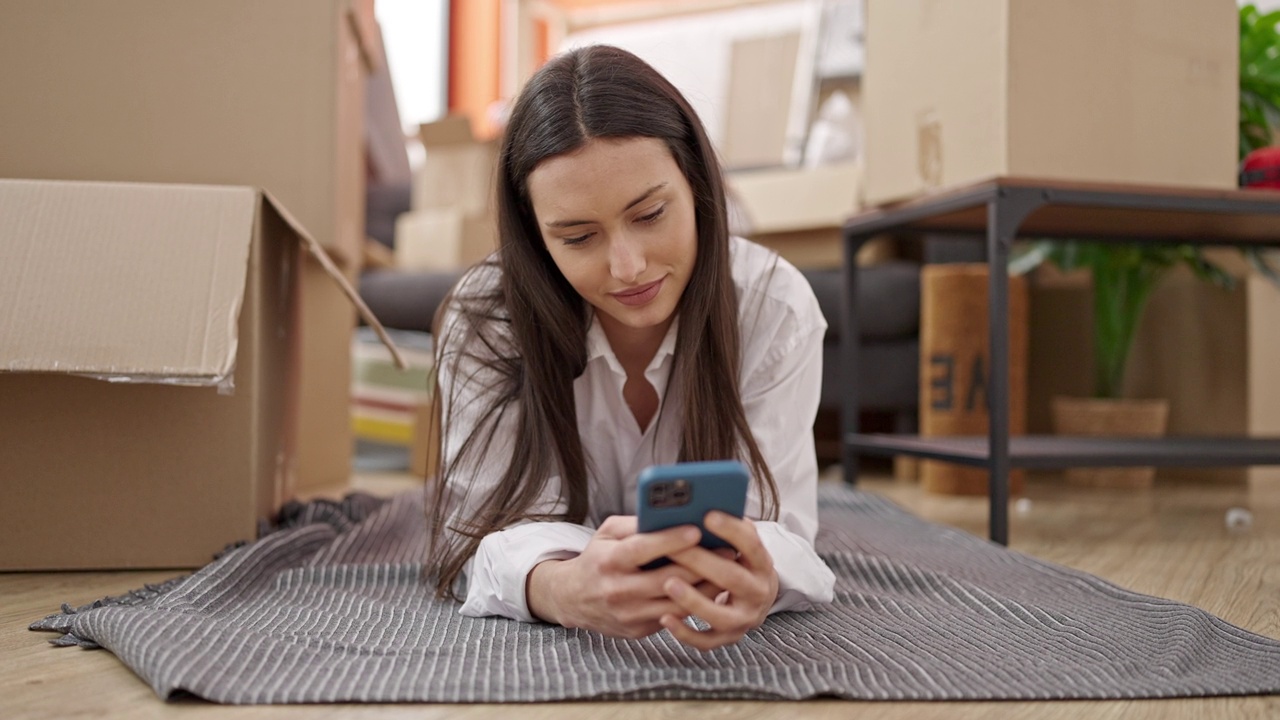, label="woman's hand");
[659,511,779,651]
[526,515,724,639]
